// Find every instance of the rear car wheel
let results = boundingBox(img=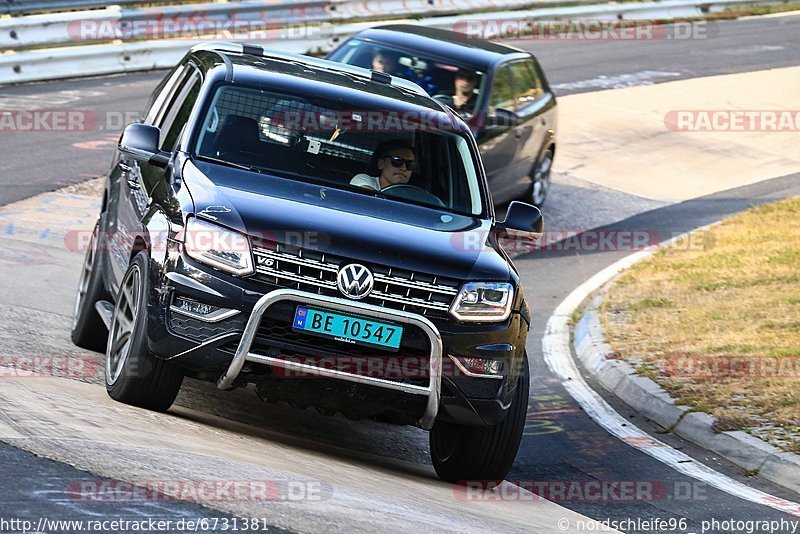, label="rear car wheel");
[429,354,530,485]
[71,219,110,352]
[529,148,553,207]
[105,251,183,411]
